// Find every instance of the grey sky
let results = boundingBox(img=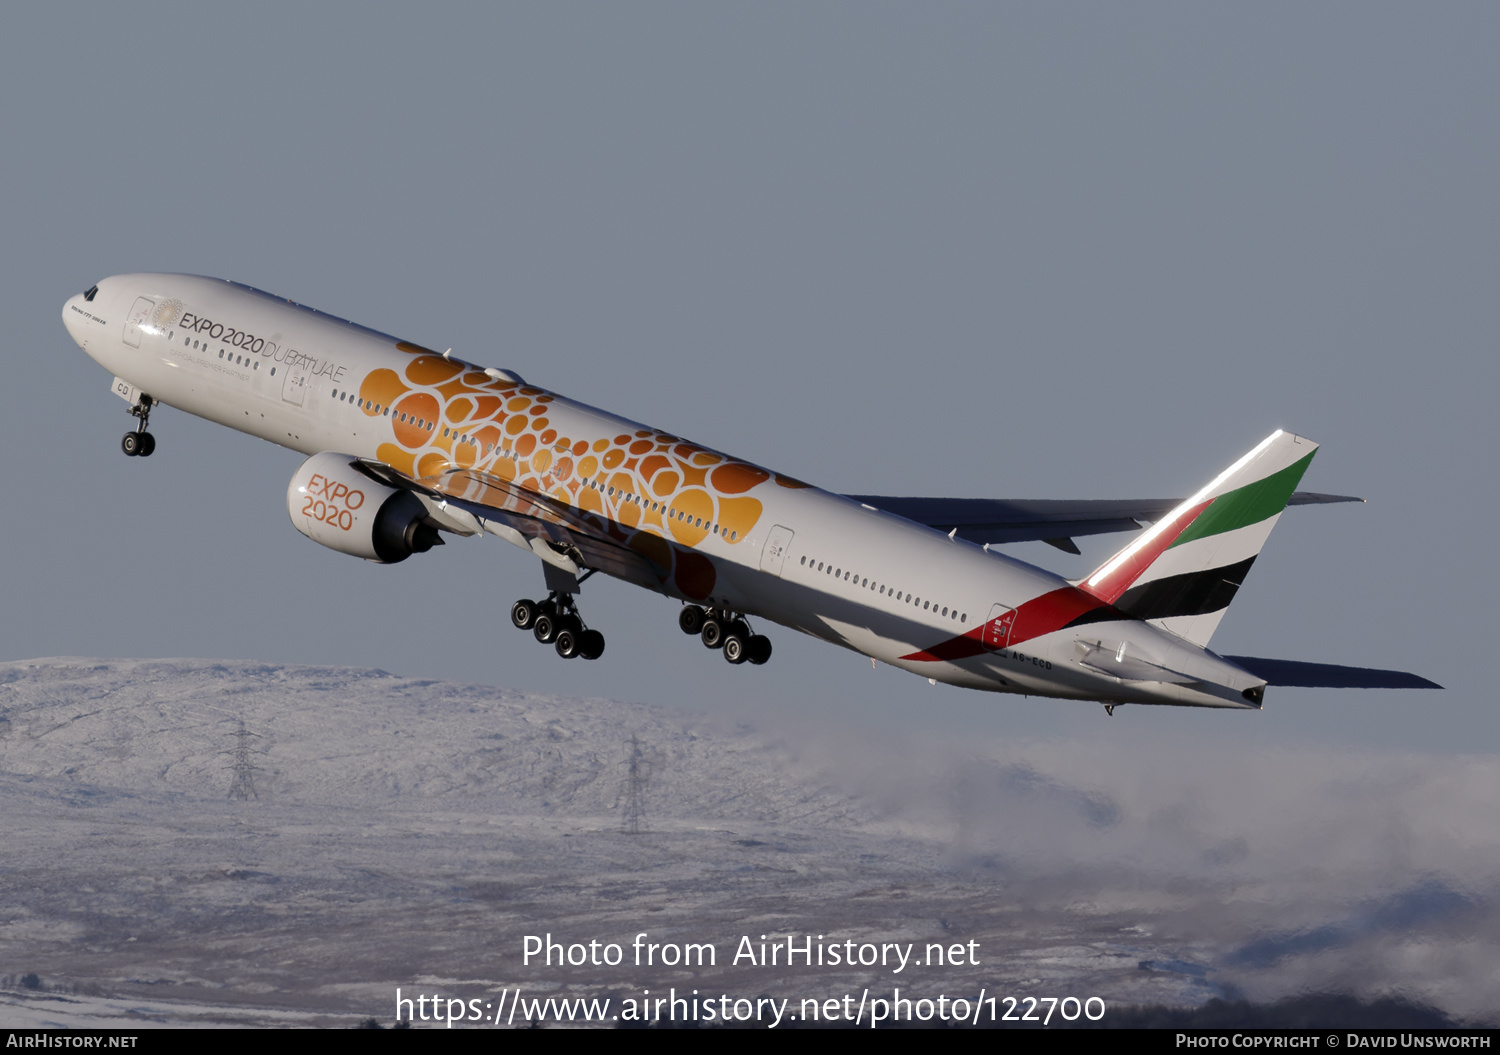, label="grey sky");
[2,3,1495,753]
